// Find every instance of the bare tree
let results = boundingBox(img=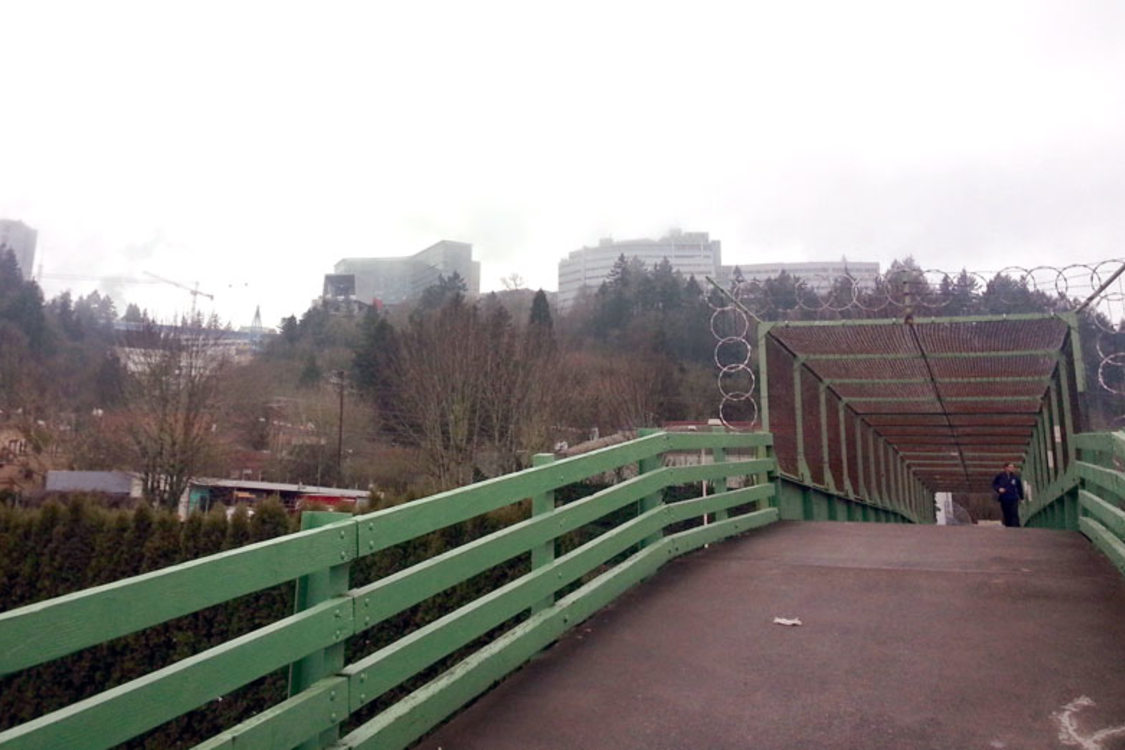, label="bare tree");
[390,300,560,489]
[122,319,229,509]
